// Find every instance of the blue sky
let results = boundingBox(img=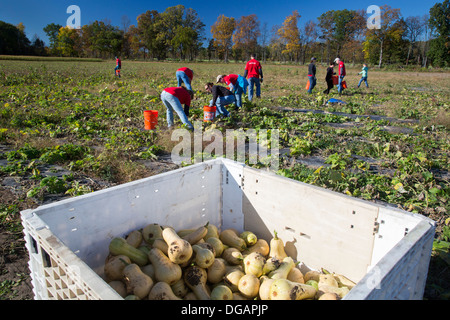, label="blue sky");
[0,0,440,46]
